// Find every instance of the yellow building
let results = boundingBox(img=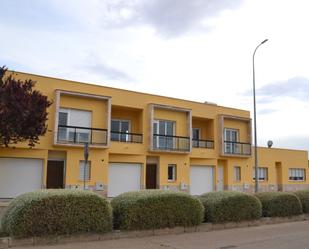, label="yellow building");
[0,71,308,198]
